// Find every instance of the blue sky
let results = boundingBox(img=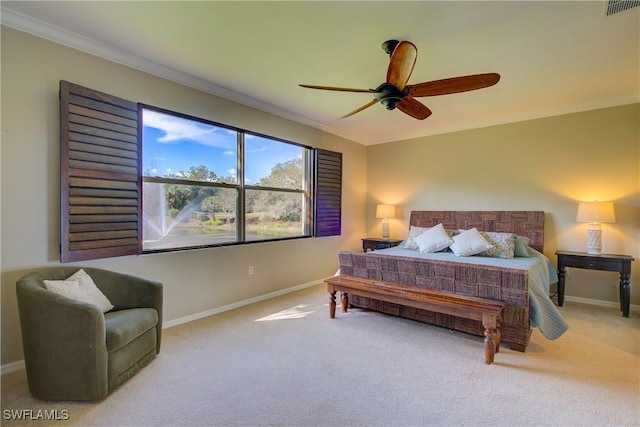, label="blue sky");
[142,109,302,184]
